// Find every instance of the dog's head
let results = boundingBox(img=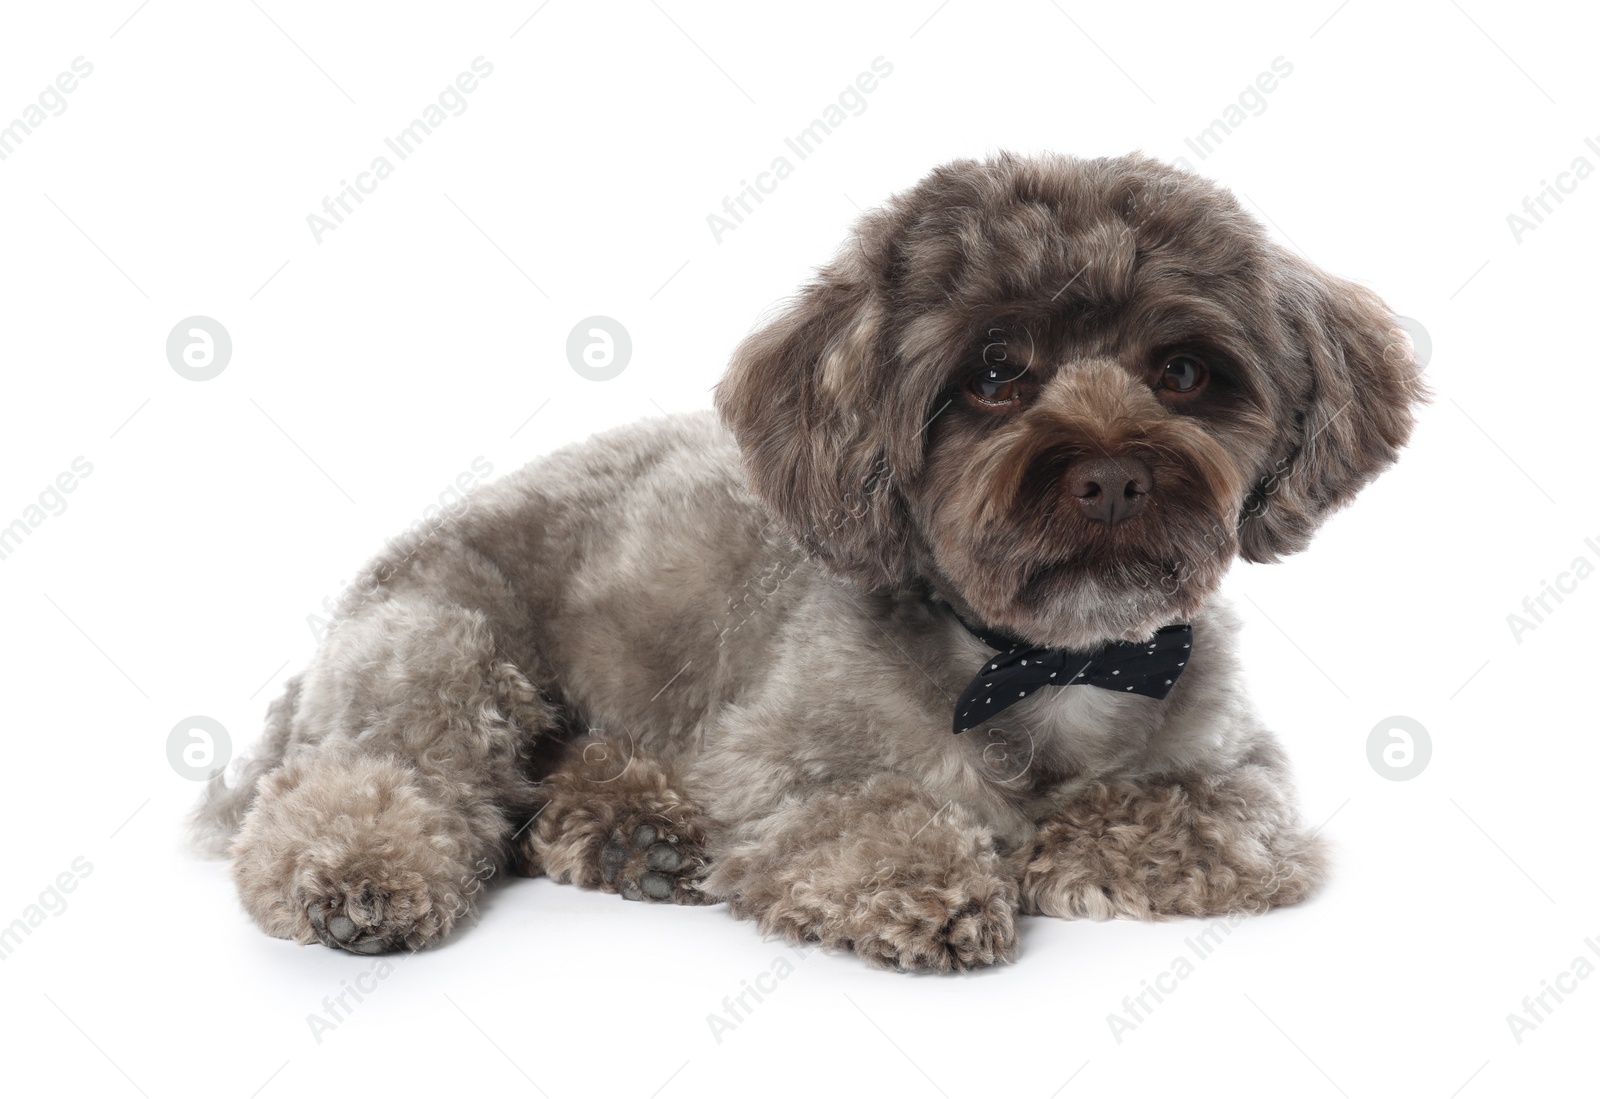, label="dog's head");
[716,153,1426,648]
